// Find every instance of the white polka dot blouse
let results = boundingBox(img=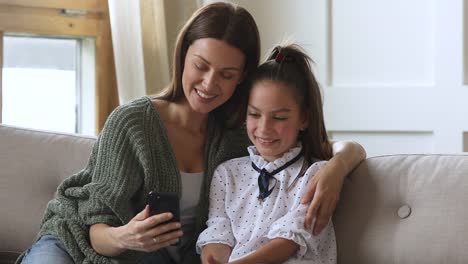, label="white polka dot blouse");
[196,144,337,263]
